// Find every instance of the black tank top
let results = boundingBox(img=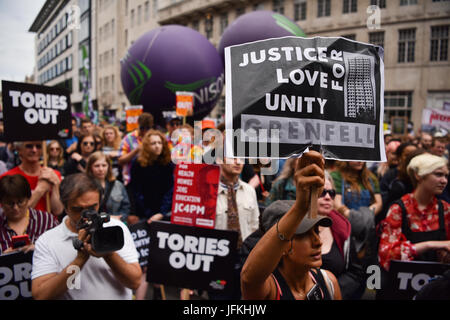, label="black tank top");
[397,199,447,262]
[321,240,345,277]
[272,268,332,300]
